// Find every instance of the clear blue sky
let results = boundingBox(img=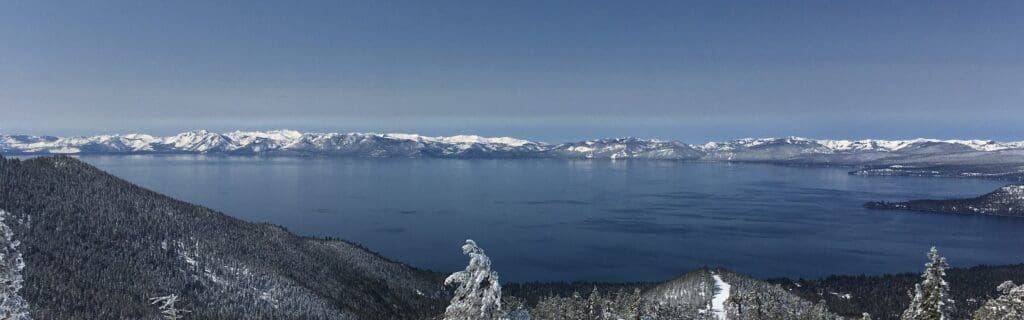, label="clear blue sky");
[1,1,1021,142]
